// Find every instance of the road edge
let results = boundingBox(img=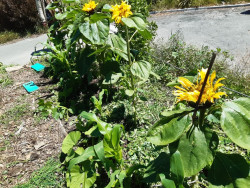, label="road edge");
[150,3,250,14]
